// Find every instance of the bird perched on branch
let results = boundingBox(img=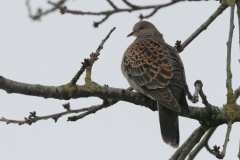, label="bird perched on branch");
[121,21,189,148]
